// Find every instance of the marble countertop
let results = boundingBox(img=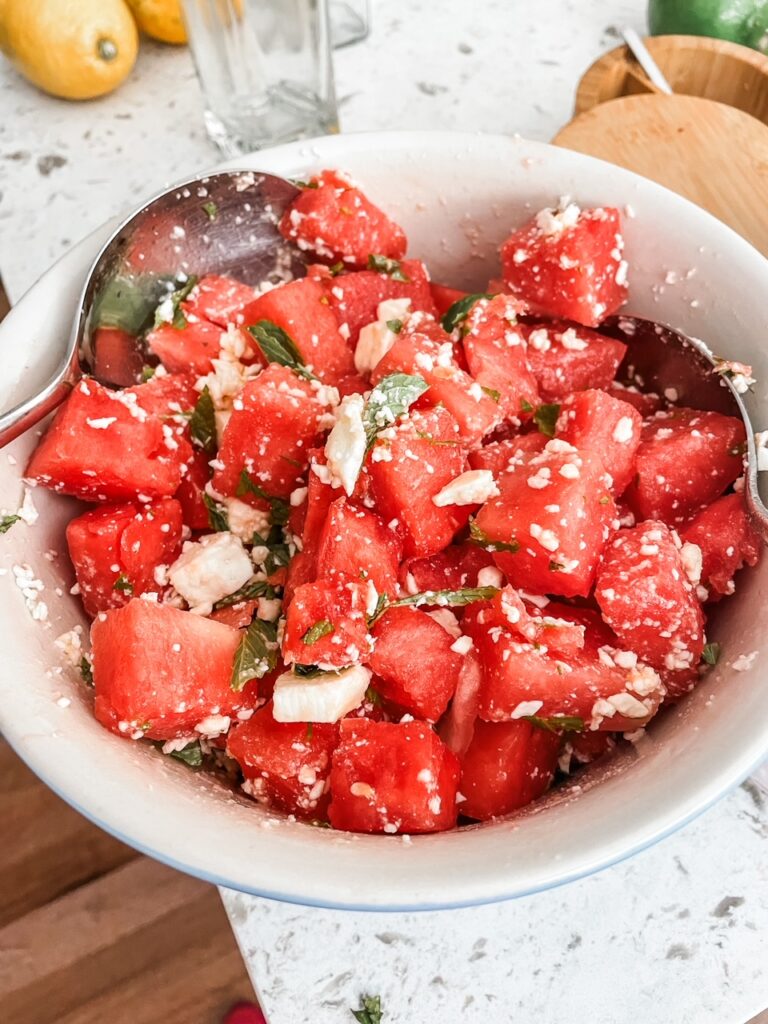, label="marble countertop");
[1,1,767,1021]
